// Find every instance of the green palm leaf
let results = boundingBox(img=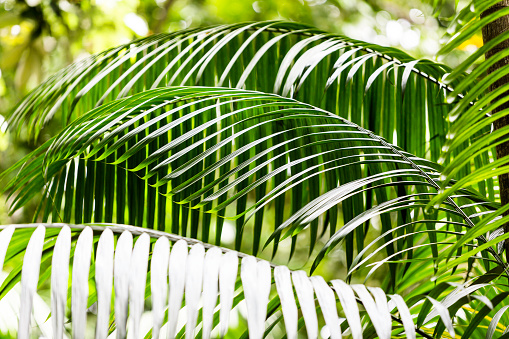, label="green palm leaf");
[428,1,509,259]
[0,223,499,339]
[7,21,466,166]
[2,87,501,279]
